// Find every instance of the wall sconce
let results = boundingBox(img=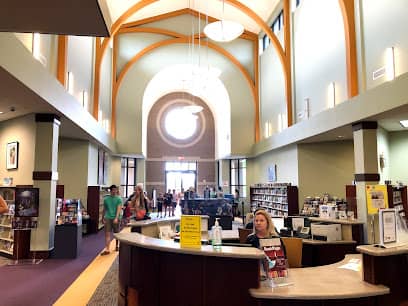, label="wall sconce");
[379,153,386,171]
[327,82,336,108]
[67,71,74,95]
[304,97,310,118]
[385,47,395,81]
[82,90,89,110]
[32,33,41,60]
